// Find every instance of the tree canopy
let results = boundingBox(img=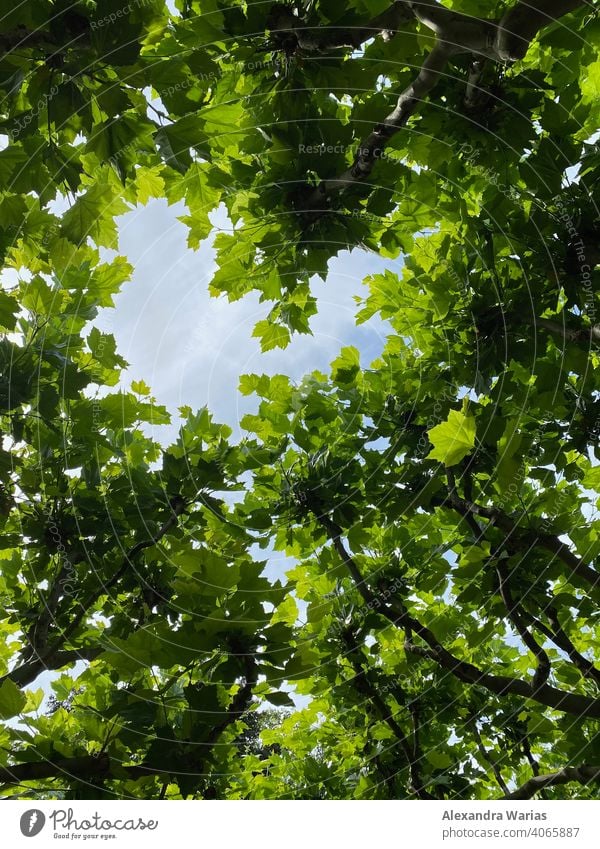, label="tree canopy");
[0,0,599,801]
